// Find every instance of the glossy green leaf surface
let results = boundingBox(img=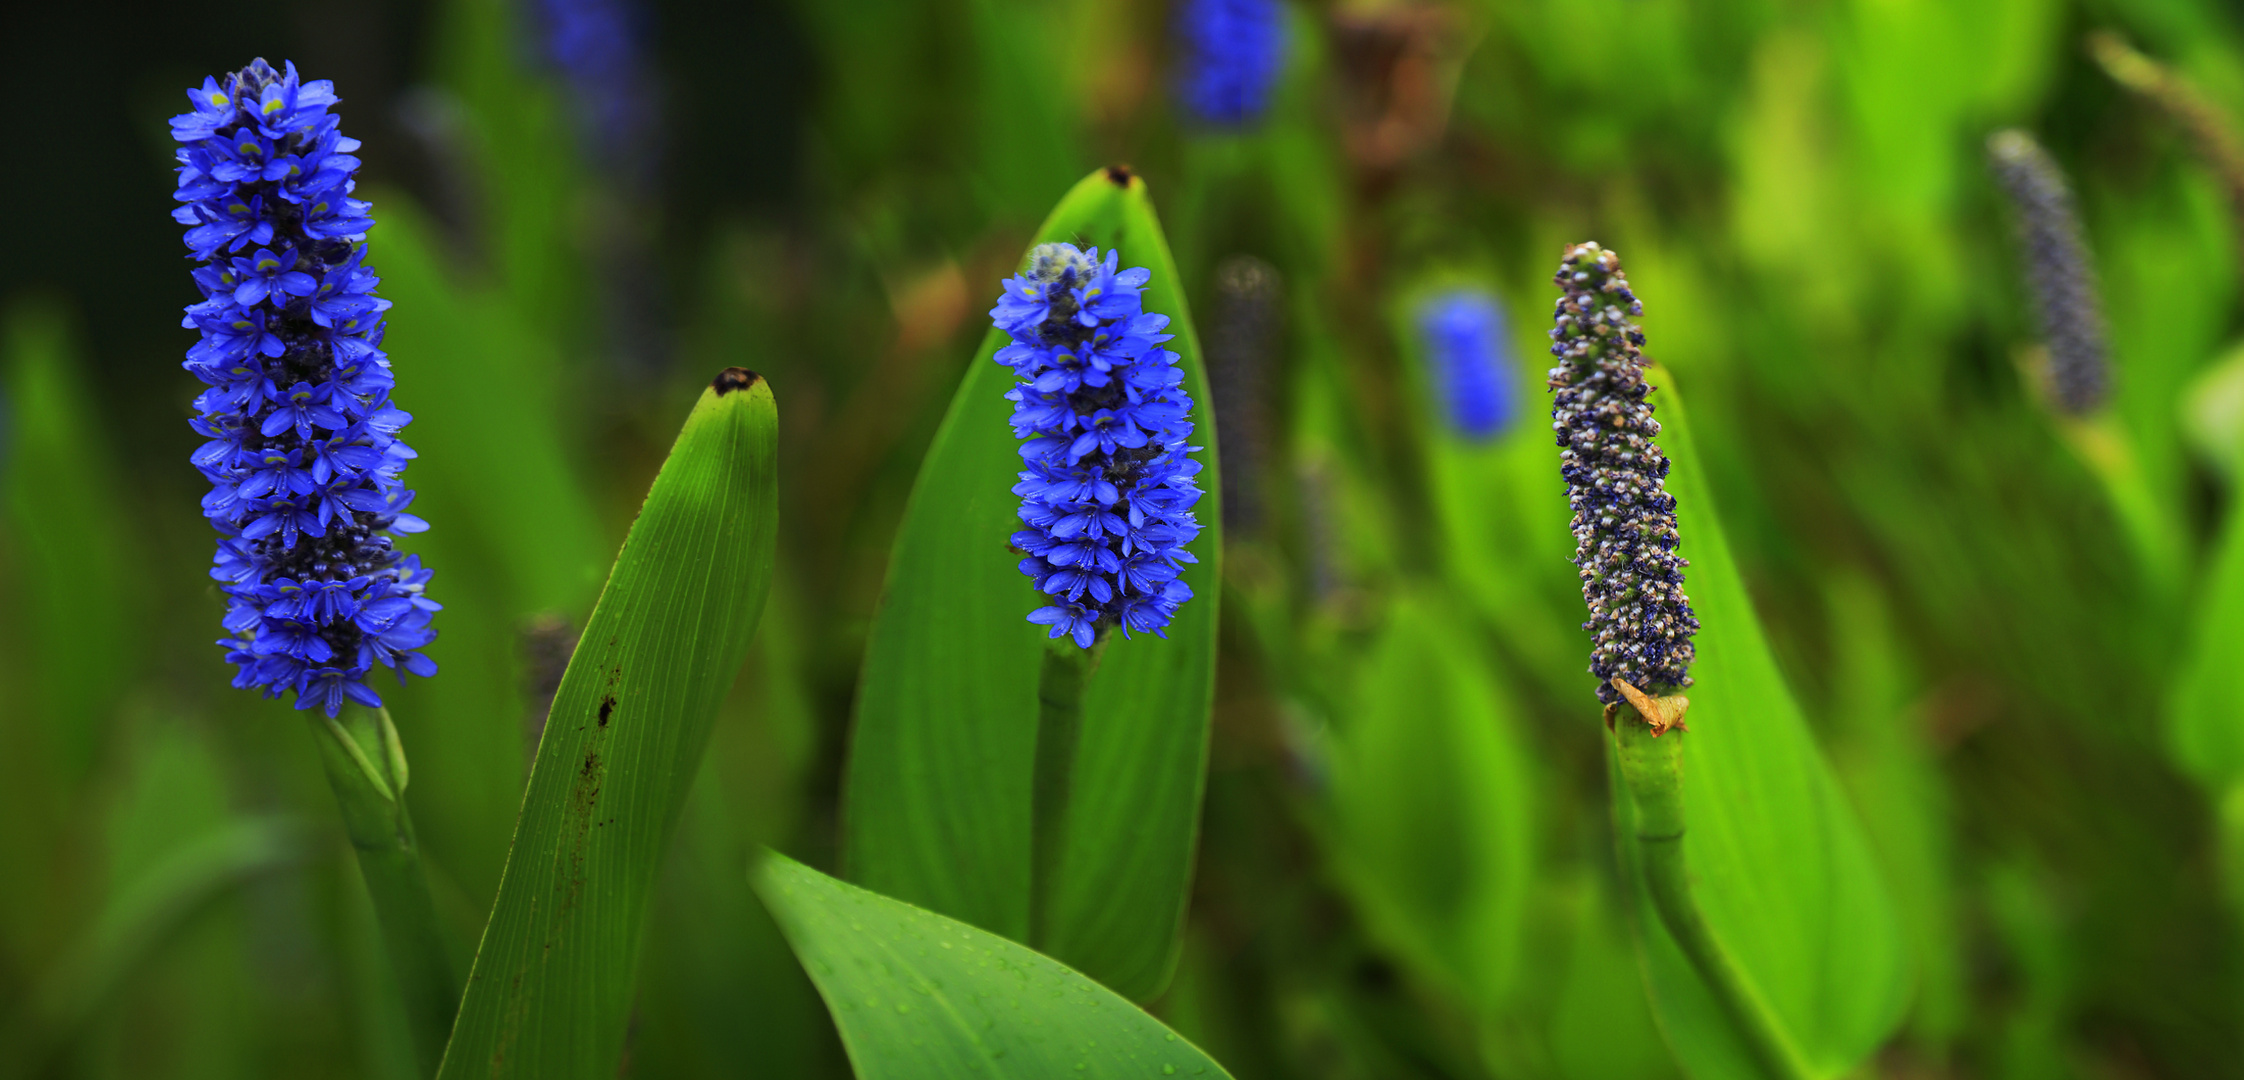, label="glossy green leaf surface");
[437,374,779,1080]
[1613,368,1908,1079]
[843,168,1220,1001]
[754,852,1234,1080]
